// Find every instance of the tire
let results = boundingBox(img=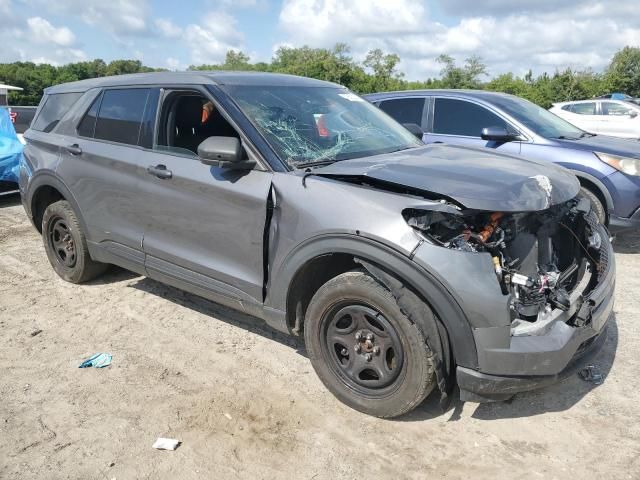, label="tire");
[579,186,606,225]
[42,200,107,283]
[304,270,436,418]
